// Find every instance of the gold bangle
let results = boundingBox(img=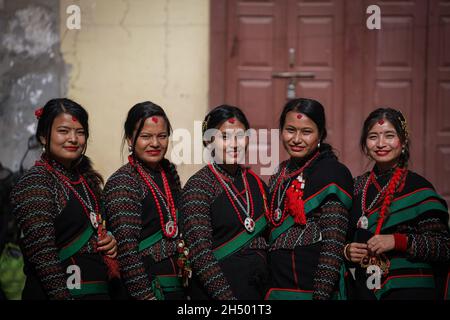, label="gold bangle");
[343,243,351,261]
